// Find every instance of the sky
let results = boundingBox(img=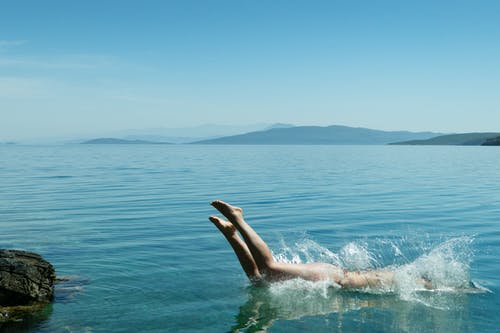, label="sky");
[1,0,500,140]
